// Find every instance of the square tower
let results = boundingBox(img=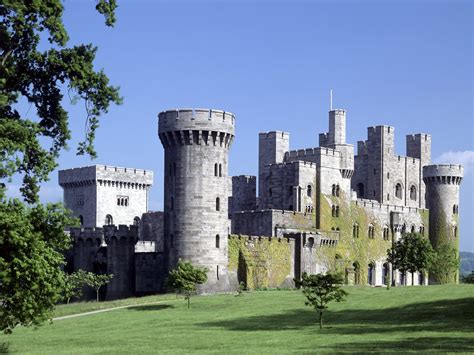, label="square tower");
[59,165,153,227]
